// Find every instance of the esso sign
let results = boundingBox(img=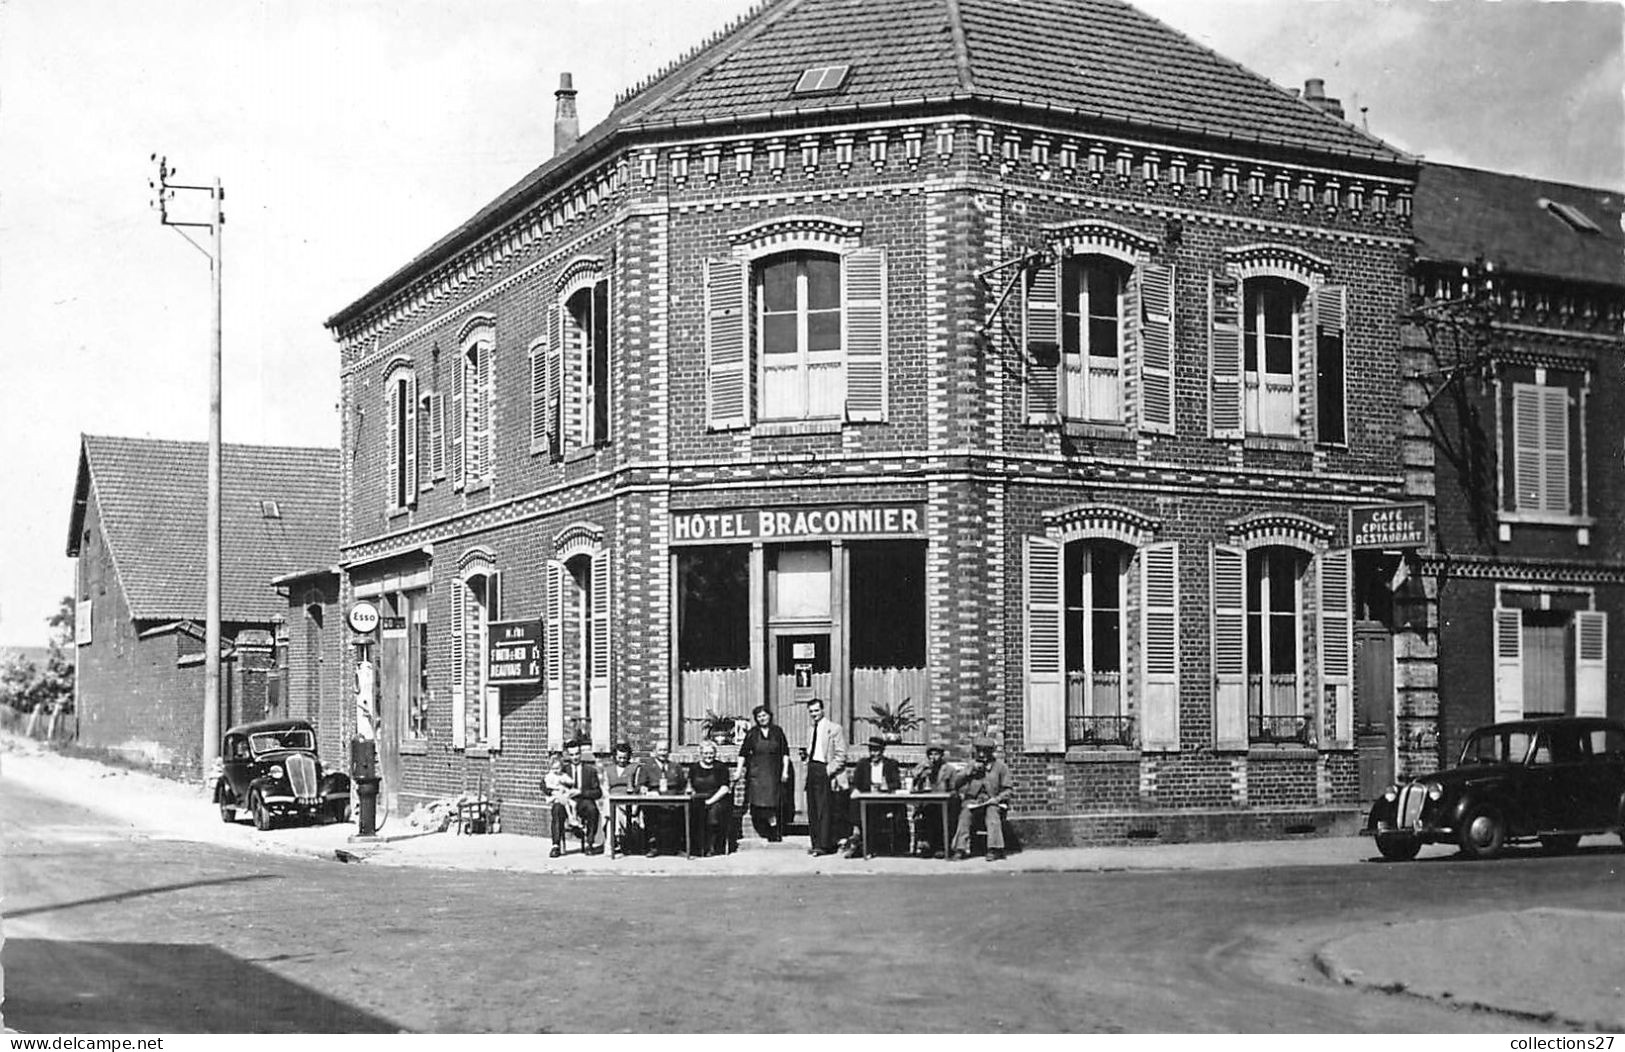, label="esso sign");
[348,601,380,634]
